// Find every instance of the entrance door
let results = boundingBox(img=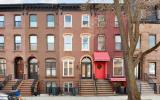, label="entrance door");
[28,58,38,79]
[15,57,24,79]
[81,57,92,79]
[95,62,106,79]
